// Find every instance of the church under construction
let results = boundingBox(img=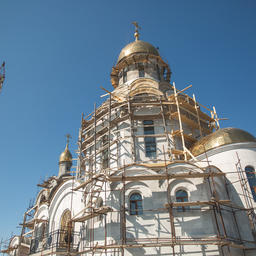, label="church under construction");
[2,24,256,256]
